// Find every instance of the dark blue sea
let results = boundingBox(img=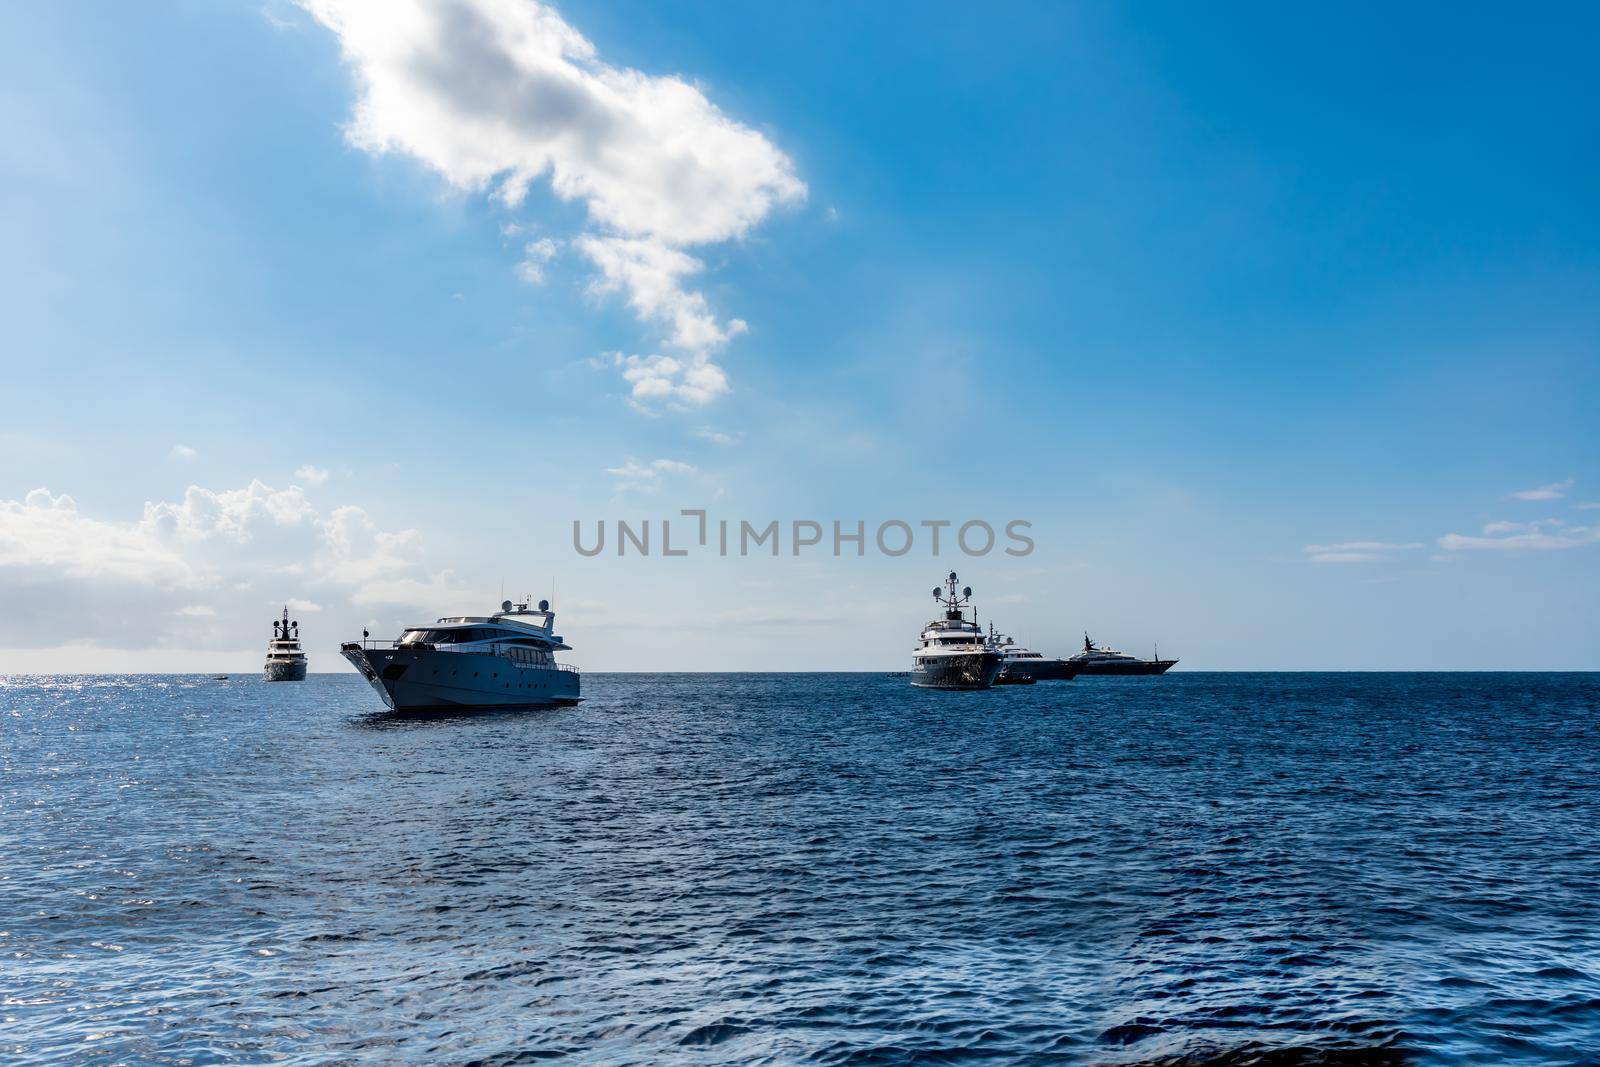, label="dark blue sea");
[4,673,1599,1065]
